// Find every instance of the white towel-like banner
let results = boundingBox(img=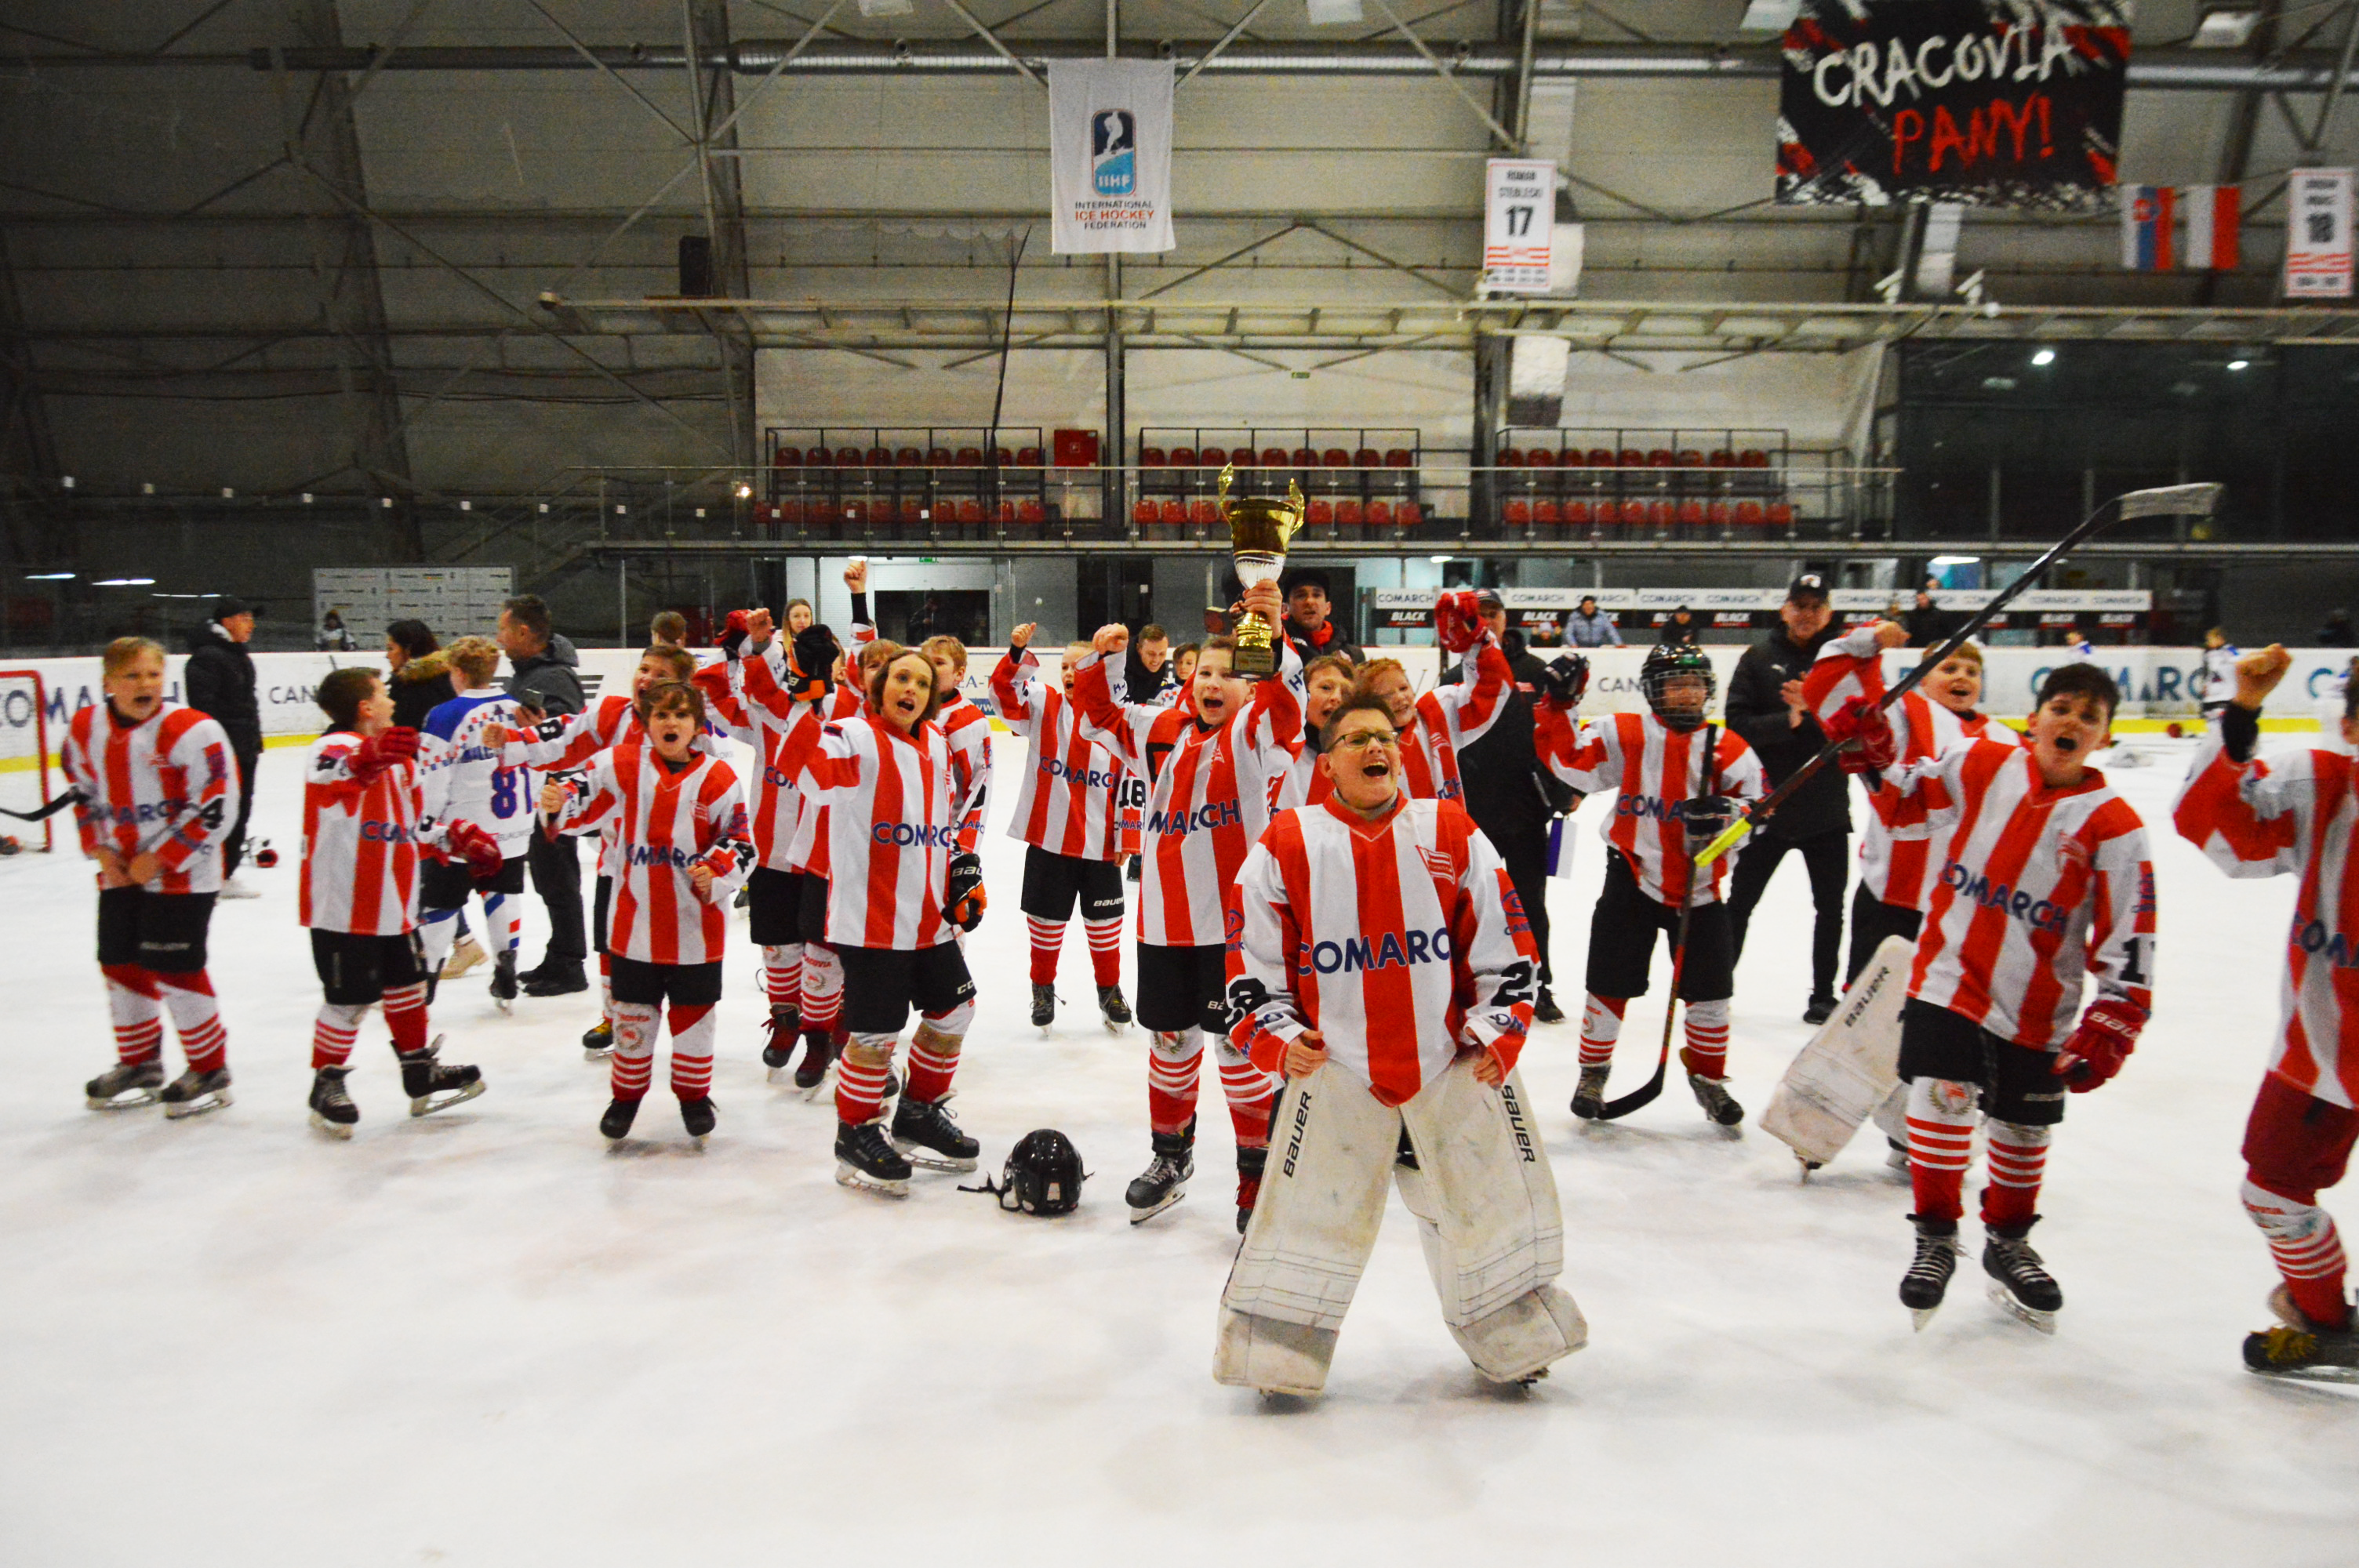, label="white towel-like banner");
[1047,60,1176,254]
